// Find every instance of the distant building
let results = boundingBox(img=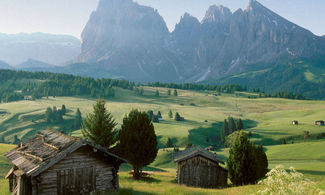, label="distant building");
[173,147,227,188]
[292,120,299,125]
[5,129,126,195]
[315,120,325,126]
